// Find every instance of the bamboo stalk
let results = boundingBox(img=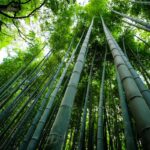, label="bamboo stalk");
[101,16,150,149]
[112,9,150,29]
[116,70,137,150]
[97,48,107,150]
[78,50,95,150]
[44,19,94,150]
